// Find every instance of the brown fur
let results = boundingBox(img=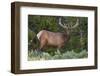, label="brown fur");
[37,30,70,51]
